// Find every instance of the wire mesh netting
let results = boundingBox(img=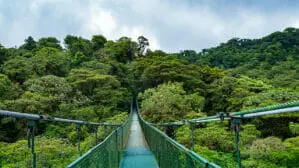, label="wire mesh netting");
[136,100,220,168]
[0,114,126,168]
[67,108,132,168]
